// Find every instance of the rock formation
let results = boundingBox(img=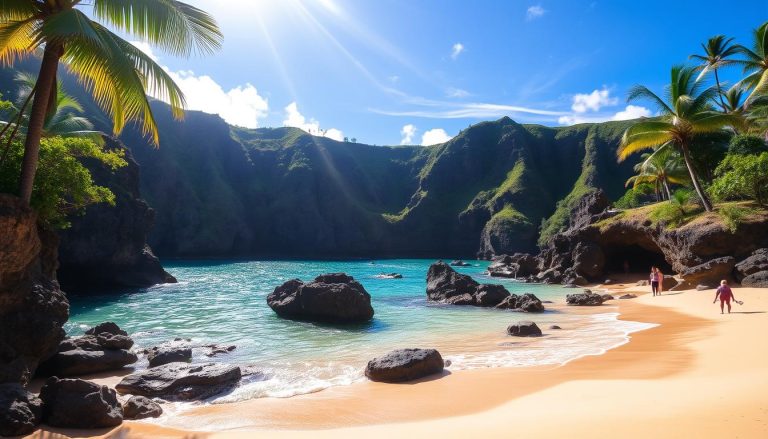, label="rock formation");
[0,383,42,436]
[122,395,163,420]
[147,346,192,367]
[566,291,604,306]
[267,273,374,323]
[365,348,444,383]
[507,321,542,337]
[39,377,123,428]
[670,257,736,291]
[116,362,241,400]
[495,293,545,312]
